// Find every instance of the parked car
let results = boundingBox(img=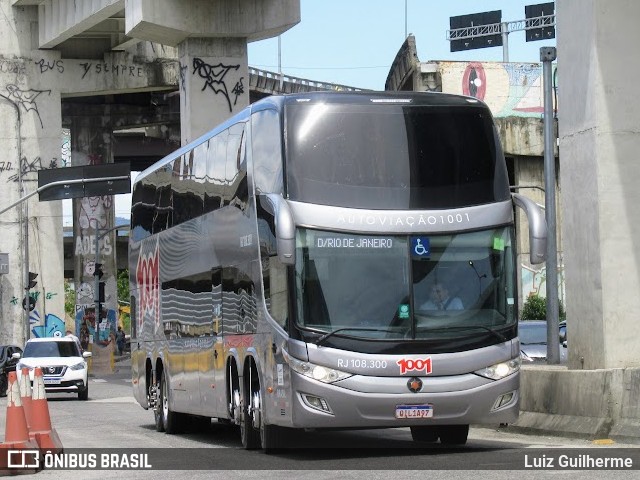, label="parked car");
[0,344,23,396]
[518,320,568,363]
[14,336,92,400]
